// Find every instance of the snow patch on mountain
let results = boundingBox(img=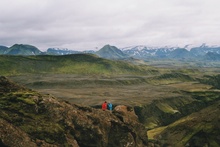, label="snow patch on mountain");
[120,45,178,57]
[121,45,162,51]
